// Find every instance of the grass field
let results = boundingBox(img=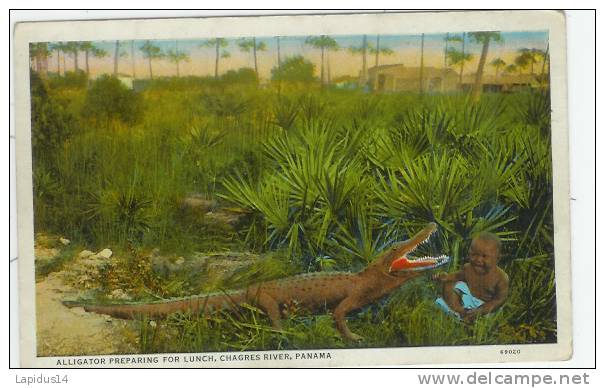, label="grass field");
[31,70,556,352]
